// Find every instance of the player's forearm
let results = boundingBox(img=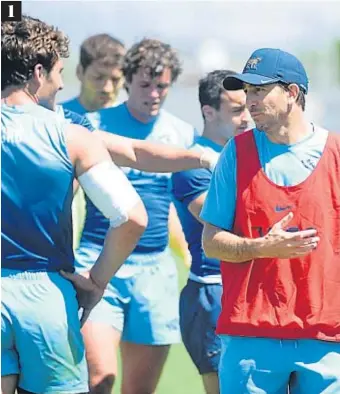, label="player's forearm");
[94,130,199,171]
[93,130,138,168]
[130,140,208,172]
[94,130,211,172]
[202,224,263,263]
[90,203,147,288]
